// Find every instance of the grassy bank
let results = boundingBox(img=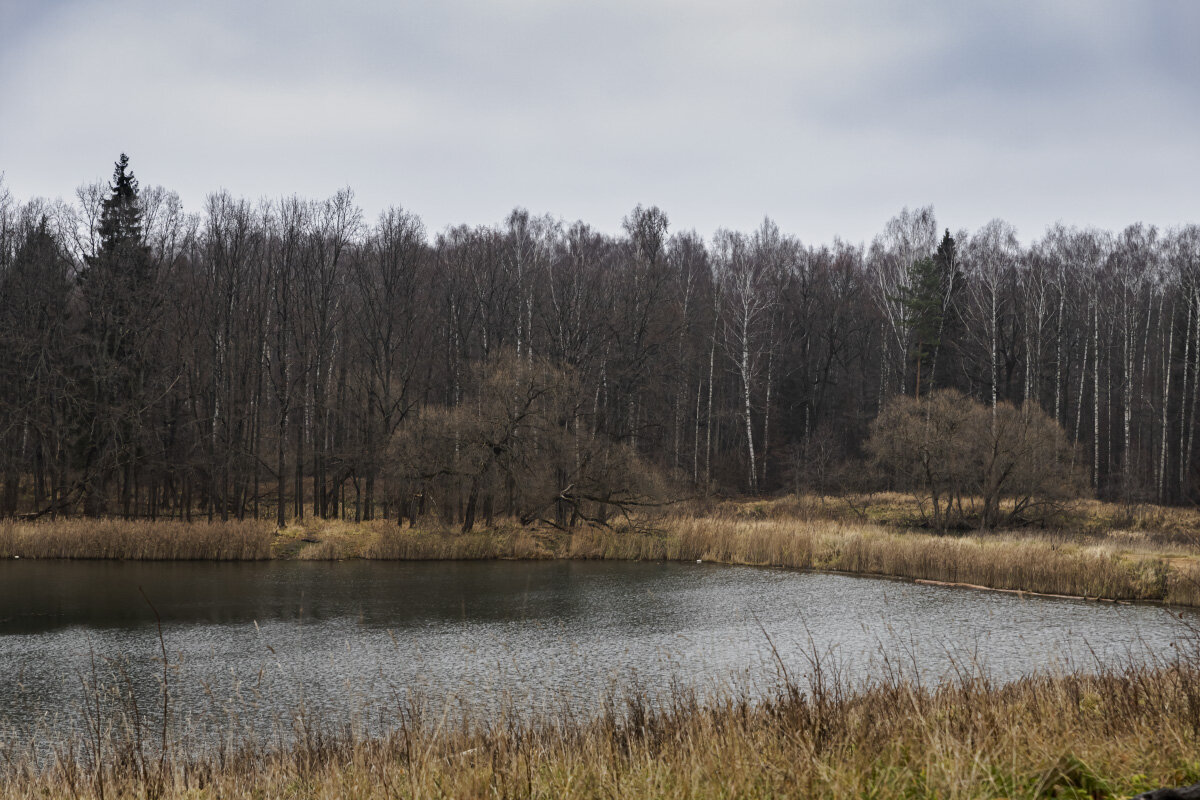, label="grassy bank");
[4,494,1200,605]
[5,649,1200,798]
[0,518,273,560]
[588,512,1200,606]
